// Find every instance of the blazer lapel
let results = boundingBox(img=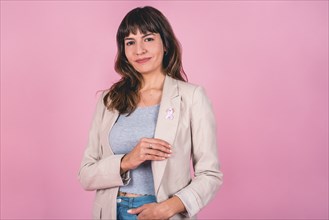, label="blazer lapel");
[152,75,181,195]
[100,105,119,156]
